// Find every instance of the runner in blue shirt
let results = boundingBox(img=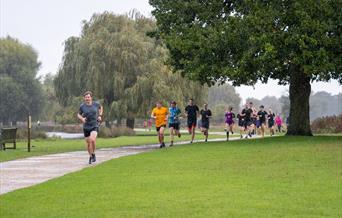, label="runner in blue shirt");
[168,101,182,146]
